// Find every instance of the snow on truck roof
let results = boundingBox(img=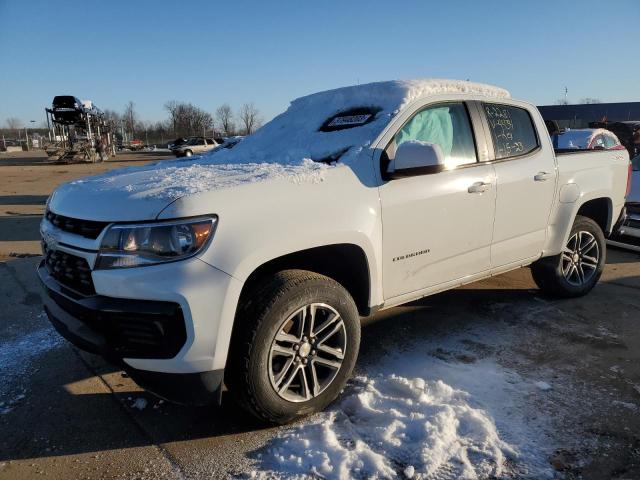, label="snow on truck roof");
[67,79,510,200]
[294,78,510,108]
